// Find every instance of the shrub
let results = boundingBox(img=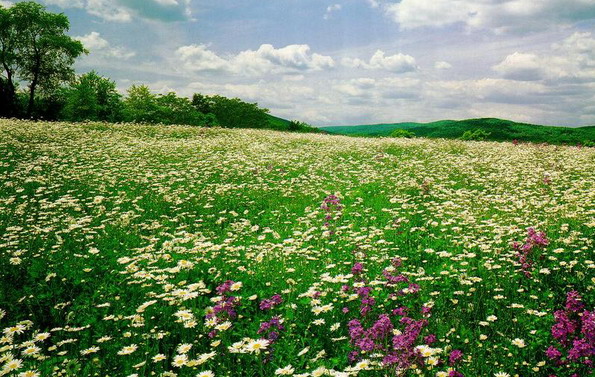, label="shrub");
[460,129,491,141]
[390,129,415,138]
